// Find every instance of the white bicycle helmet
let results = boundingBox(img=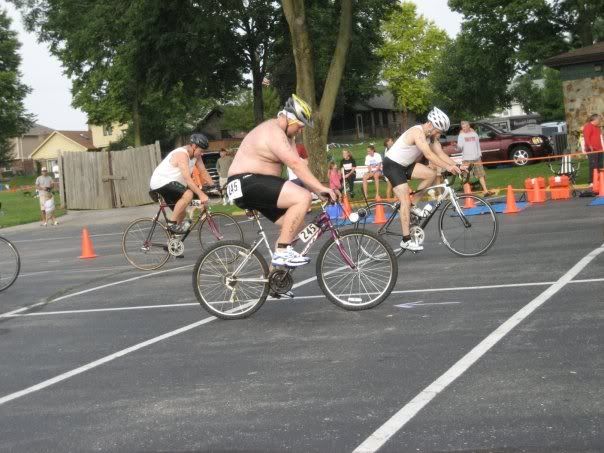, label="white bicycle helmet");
[427,107,450,132]
[284,94,314,127]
